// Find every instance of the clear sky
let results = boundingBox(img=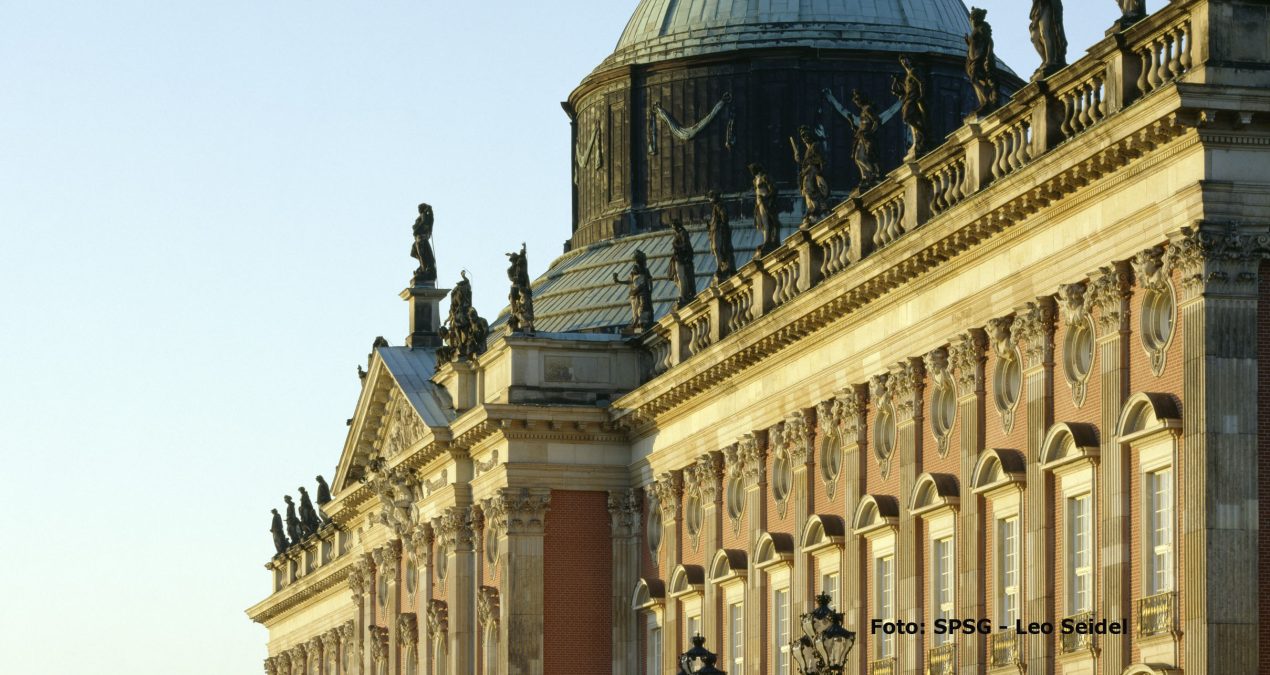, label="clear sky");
[0,1,1121,672]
